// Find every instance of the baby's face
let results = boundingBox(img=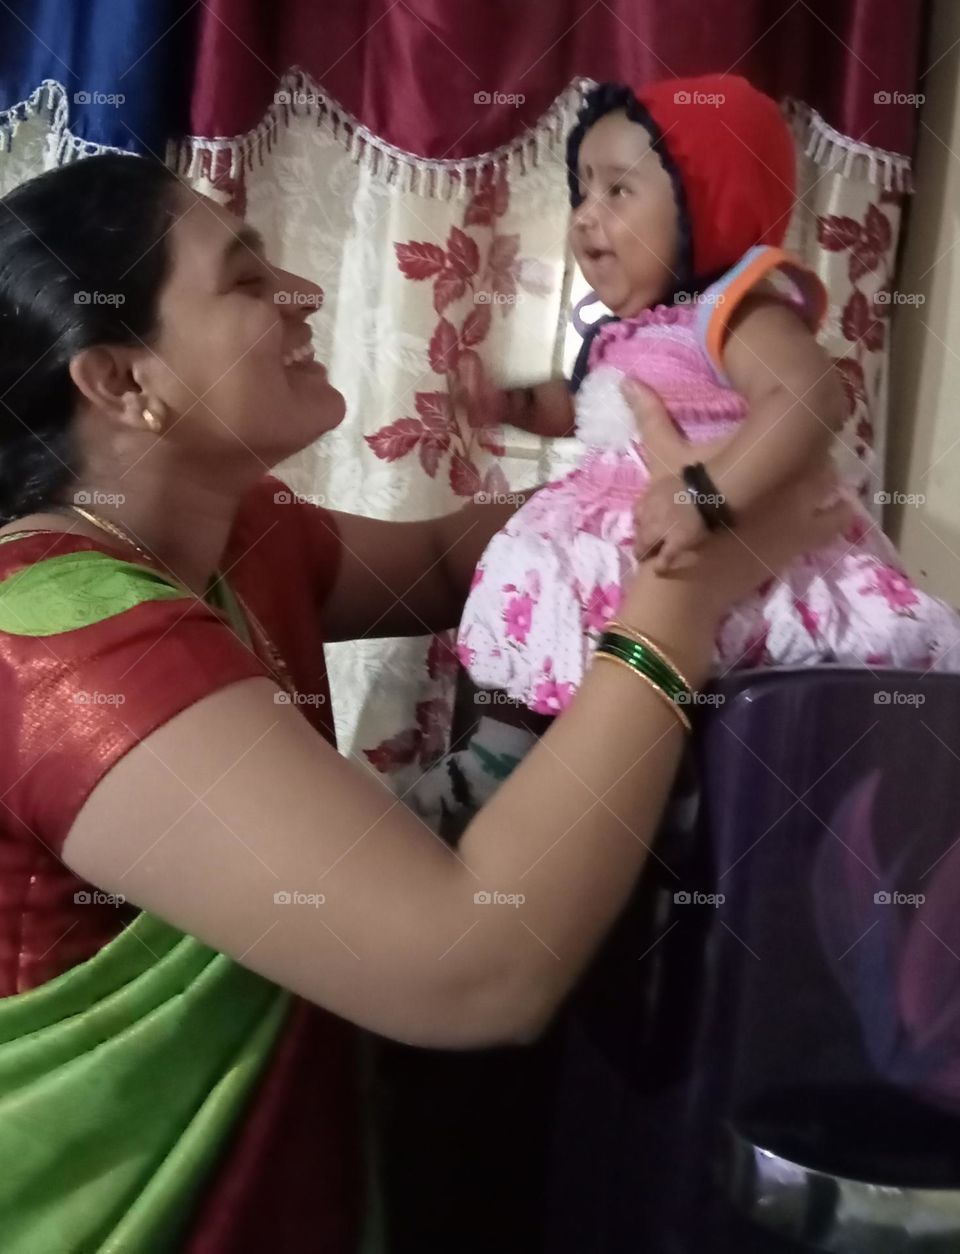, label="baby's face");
[570,112,679,318]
